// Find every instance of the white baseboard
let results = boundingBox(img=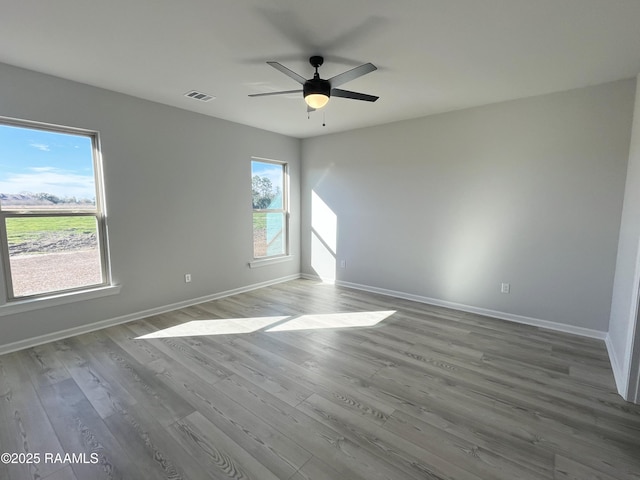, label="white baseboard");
[605,333,629,399]
[0,274,301,356]
[301,274,607,340]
